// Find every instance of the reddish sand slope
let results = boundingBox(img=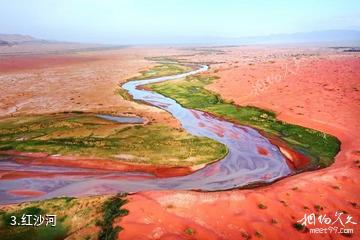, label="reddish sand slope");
[208,55,360,136]
[0,47,192,128]
[0,150,195,178]
[118,49,360,239]
[0,54,100,73]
